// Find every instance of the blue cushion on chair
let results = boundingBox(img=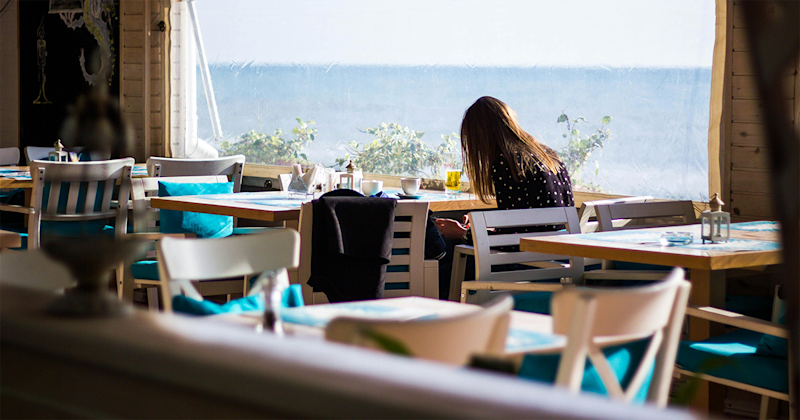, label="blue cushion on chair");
[677,329,788,393]
[173,284,305,316]
[519,338,654,403]
[512,291,552,315]
[131,260,160,280]
[158,181,234,238]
